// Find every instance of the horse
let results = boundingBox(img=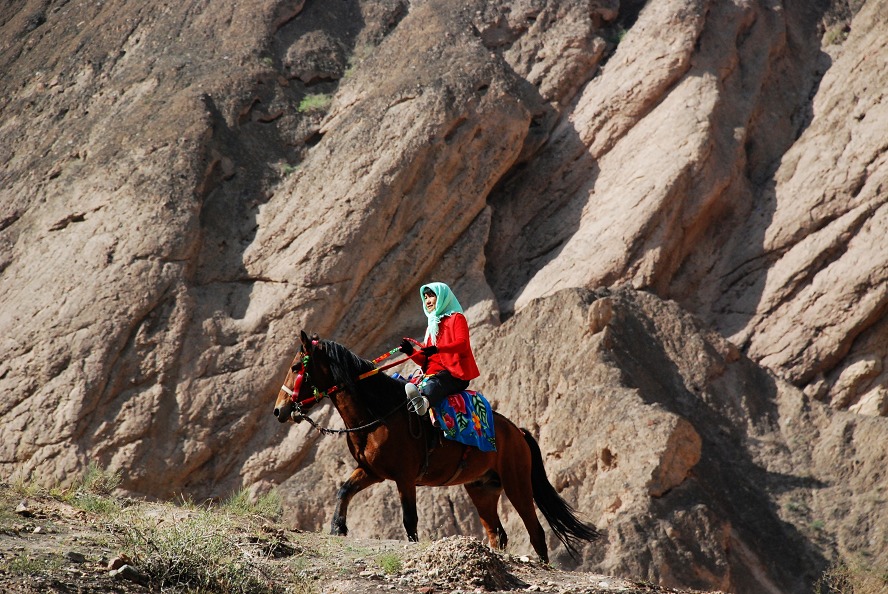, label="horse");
[273,330,600,563]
